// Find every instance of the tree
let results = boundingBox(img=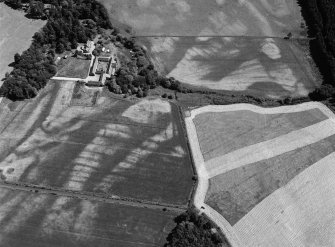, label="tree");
[165,208,228,247]
[14,53,21,64]
[29,0,45,18]
[56,43,65,54]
